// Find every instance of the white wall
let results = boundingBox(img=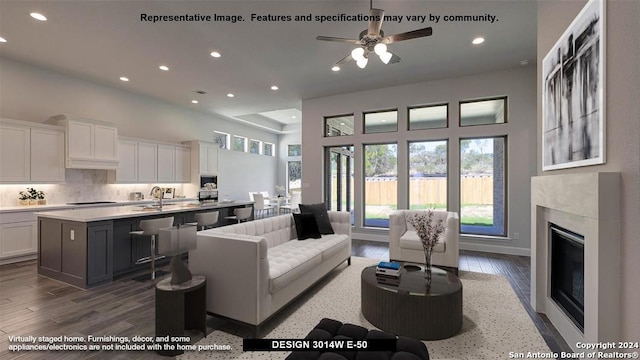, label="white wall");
[217,149,277,201]
[302,66,537,254]
[0,57,279,201]
[537,0,640,343]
